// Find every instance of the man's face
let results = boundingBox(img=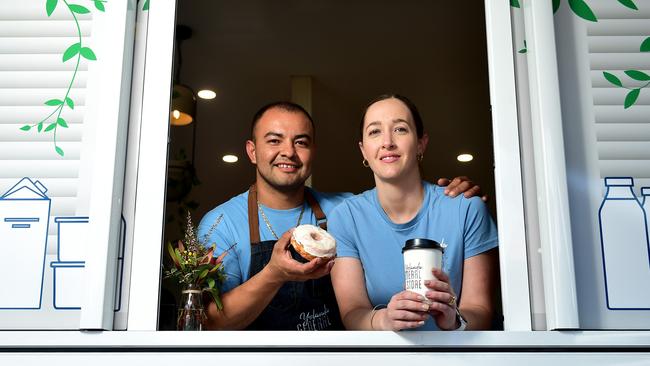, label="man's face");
[246,108,315,193]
